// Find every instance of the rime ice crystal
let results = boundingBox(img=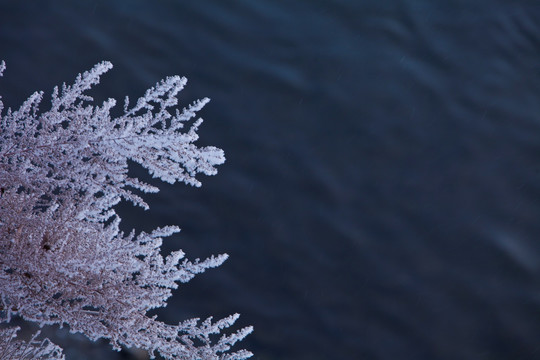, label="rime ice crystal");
[0,327,64,360]
[0,62,252,359]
